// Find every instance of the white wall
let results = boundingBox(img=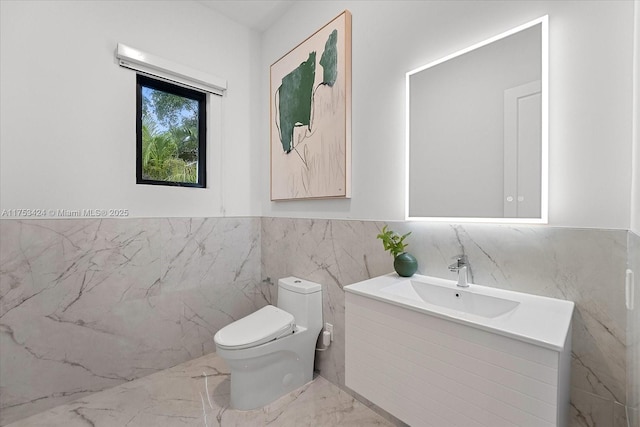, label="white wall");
[260,0,635,229]
[0,0,260,218]
[1,1,635,228]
